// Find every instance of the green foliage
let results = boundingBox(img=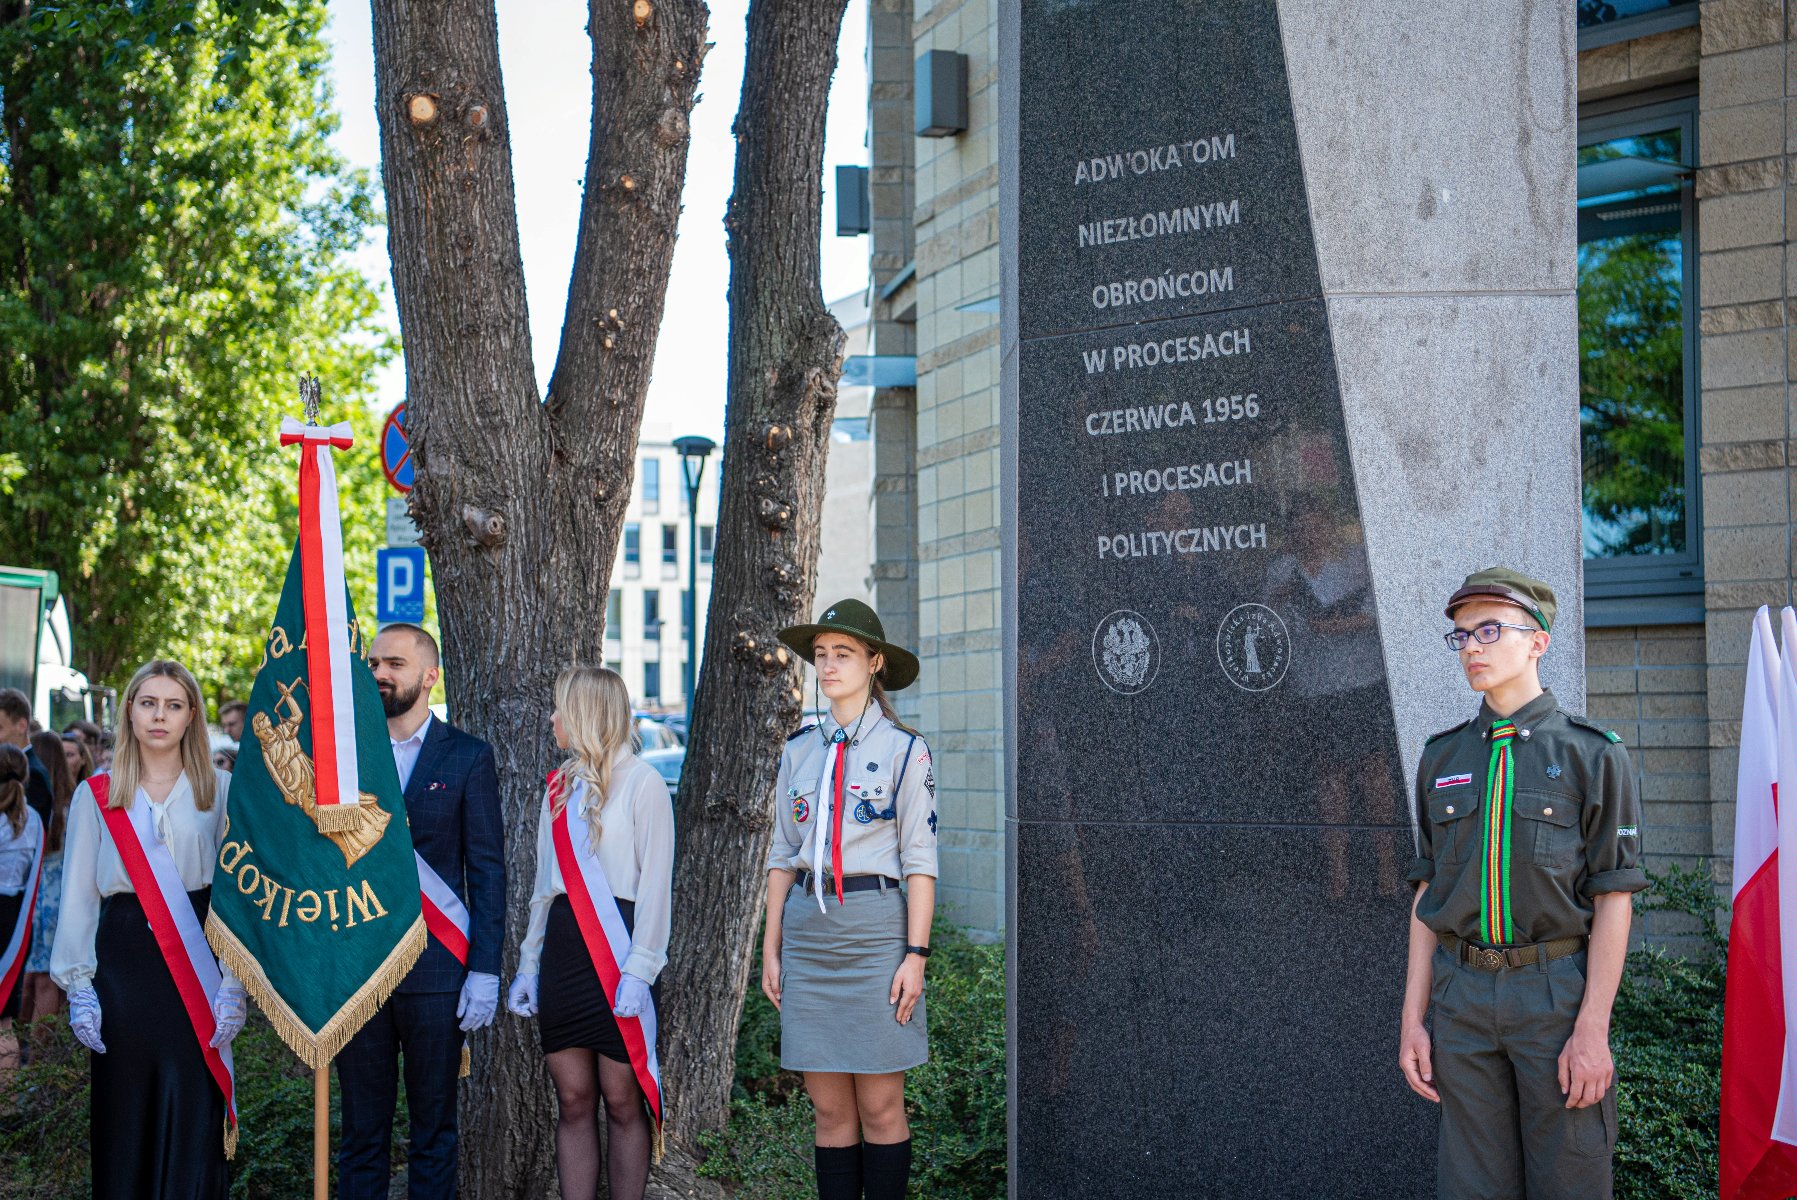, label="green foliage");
[0,1010,377,1198]
[1612,864,1730,1200]
[0,0,396,702]
[699,921,1007,1199]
